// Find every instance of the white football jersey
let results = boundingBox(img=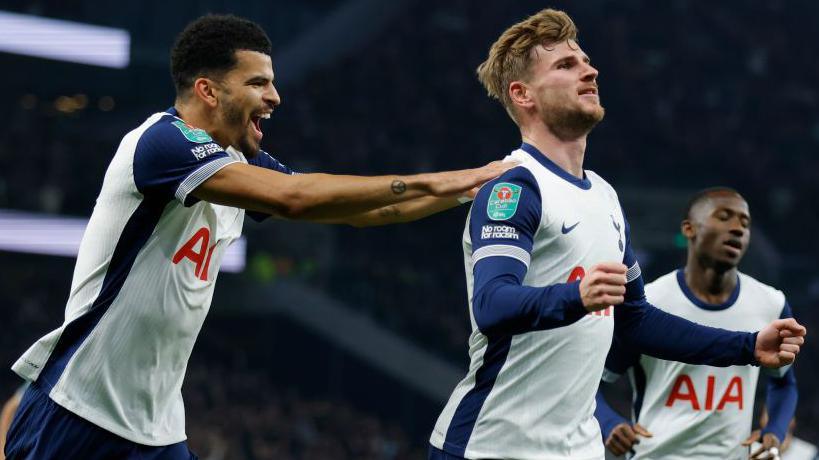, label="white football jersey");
[12,109,293,445]
[612,270,787,460]
[430,146,628,460]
